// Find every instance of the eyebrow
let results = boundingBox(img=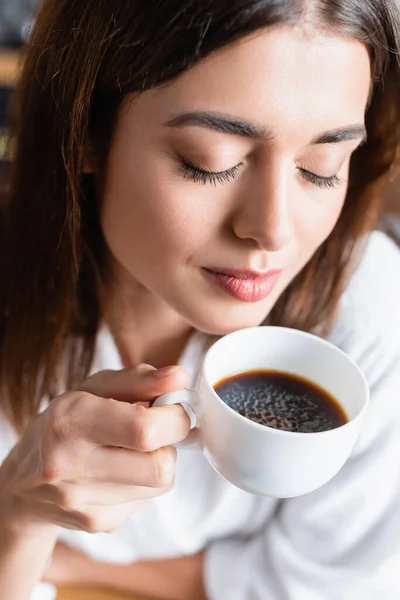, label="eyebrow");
[312,126,367,144]
[165,111,367,145]
[166,111,274,141]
